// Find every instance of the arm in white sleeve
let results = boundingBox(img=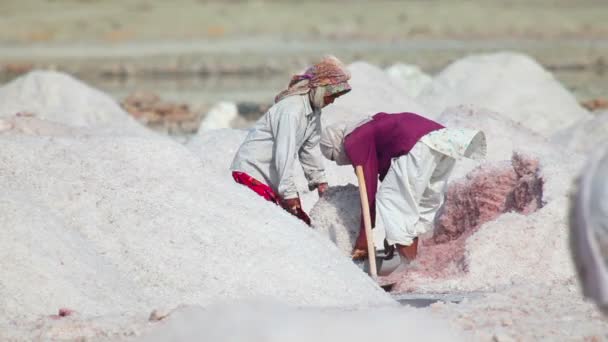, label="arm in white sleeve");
[270,107,300,199]
[418,156,455,224]
[299,124,328,190]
